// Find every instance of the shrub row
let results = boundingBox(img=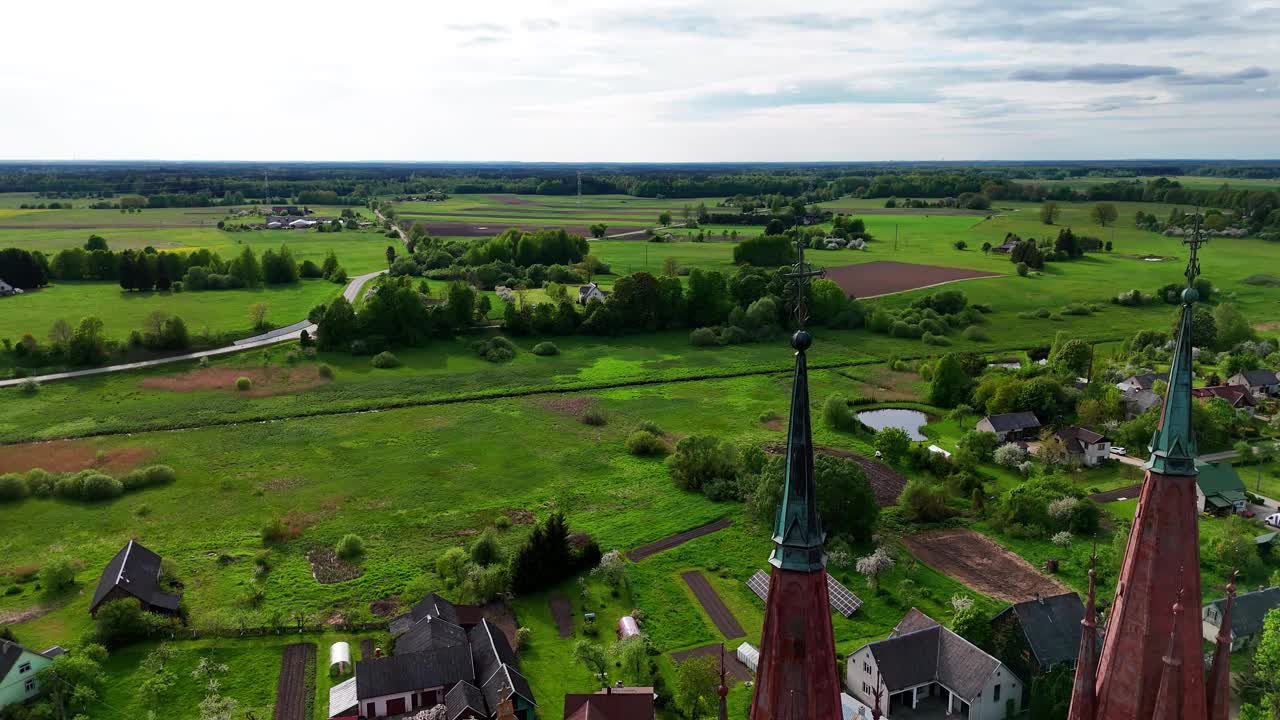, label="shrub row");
[0,465,176,503]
